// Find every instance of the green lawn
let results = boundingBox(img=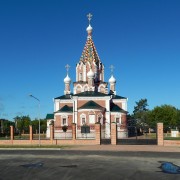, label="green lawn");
[164,137,180,140]
[0,134,47,140]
